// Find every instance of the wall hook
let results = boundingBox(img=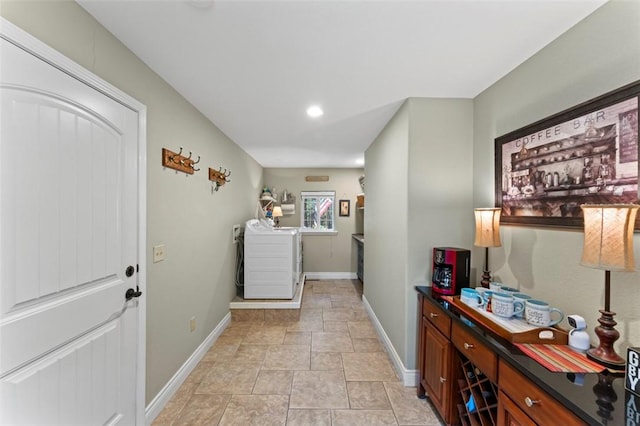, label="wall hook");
[162,147,199,175]
[170,147,183,164]
[209,166,232,191]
